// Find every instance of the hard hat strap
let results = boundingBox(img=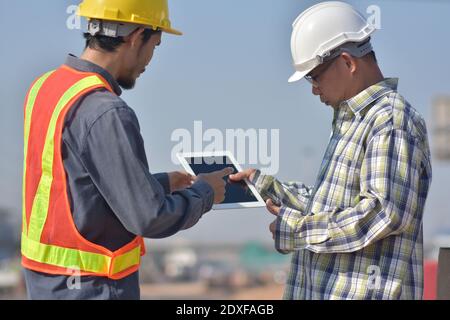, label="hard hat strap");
[325,39,373,63]
[88,19,144,38]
